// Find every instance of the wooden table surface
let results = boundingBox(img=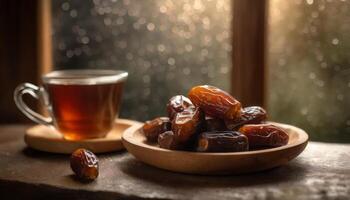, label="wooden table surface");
[0,125,349,200]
